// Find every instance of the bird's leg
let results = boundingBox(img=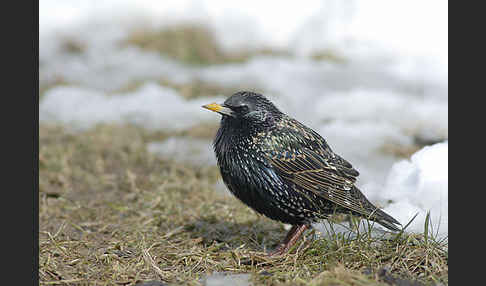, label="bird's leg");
[268,224,309,256]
